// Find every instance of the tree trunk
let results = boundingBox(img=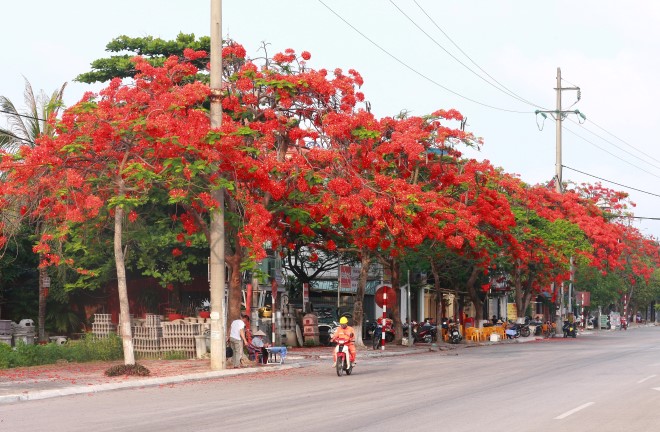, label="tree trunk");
[351,247,370,348]
[226,249,243,324]
[114,183,135,365]
[390,259,403,343]
[430,258,443,320]
[465,267,484,323]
